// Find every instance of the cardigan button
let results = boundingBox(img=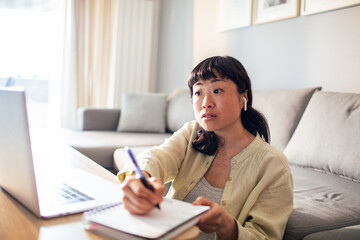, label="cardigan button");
[221,201,227,206]
[227,177,232,182]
